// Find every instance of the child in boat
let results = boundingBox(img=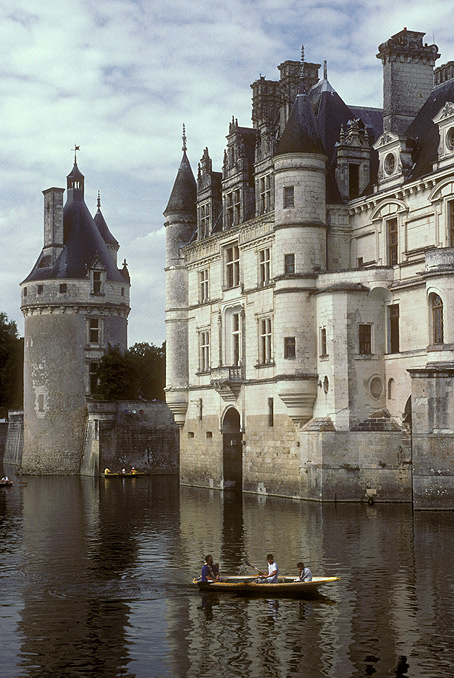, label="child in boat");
[257,554,279,583]
[295,561,312,582]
